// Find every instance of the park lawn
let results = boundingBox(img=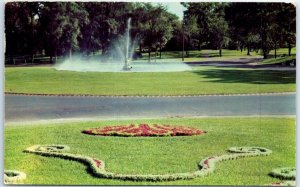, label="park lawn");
[5,117,295,185]
[140,49,261,60]
[260,55,296,65]
[5,66,295,96]
[268,48,297,56]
